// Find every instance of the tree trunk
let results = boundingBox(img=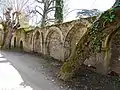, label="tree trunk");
[41,1,48,27]
[41,13,47,27]
[2,28,13,49]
